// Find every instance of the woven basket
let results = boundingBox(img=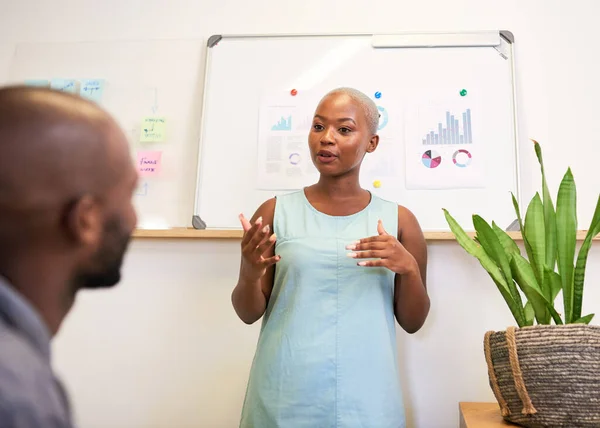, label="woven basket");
[483,324,600,427]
